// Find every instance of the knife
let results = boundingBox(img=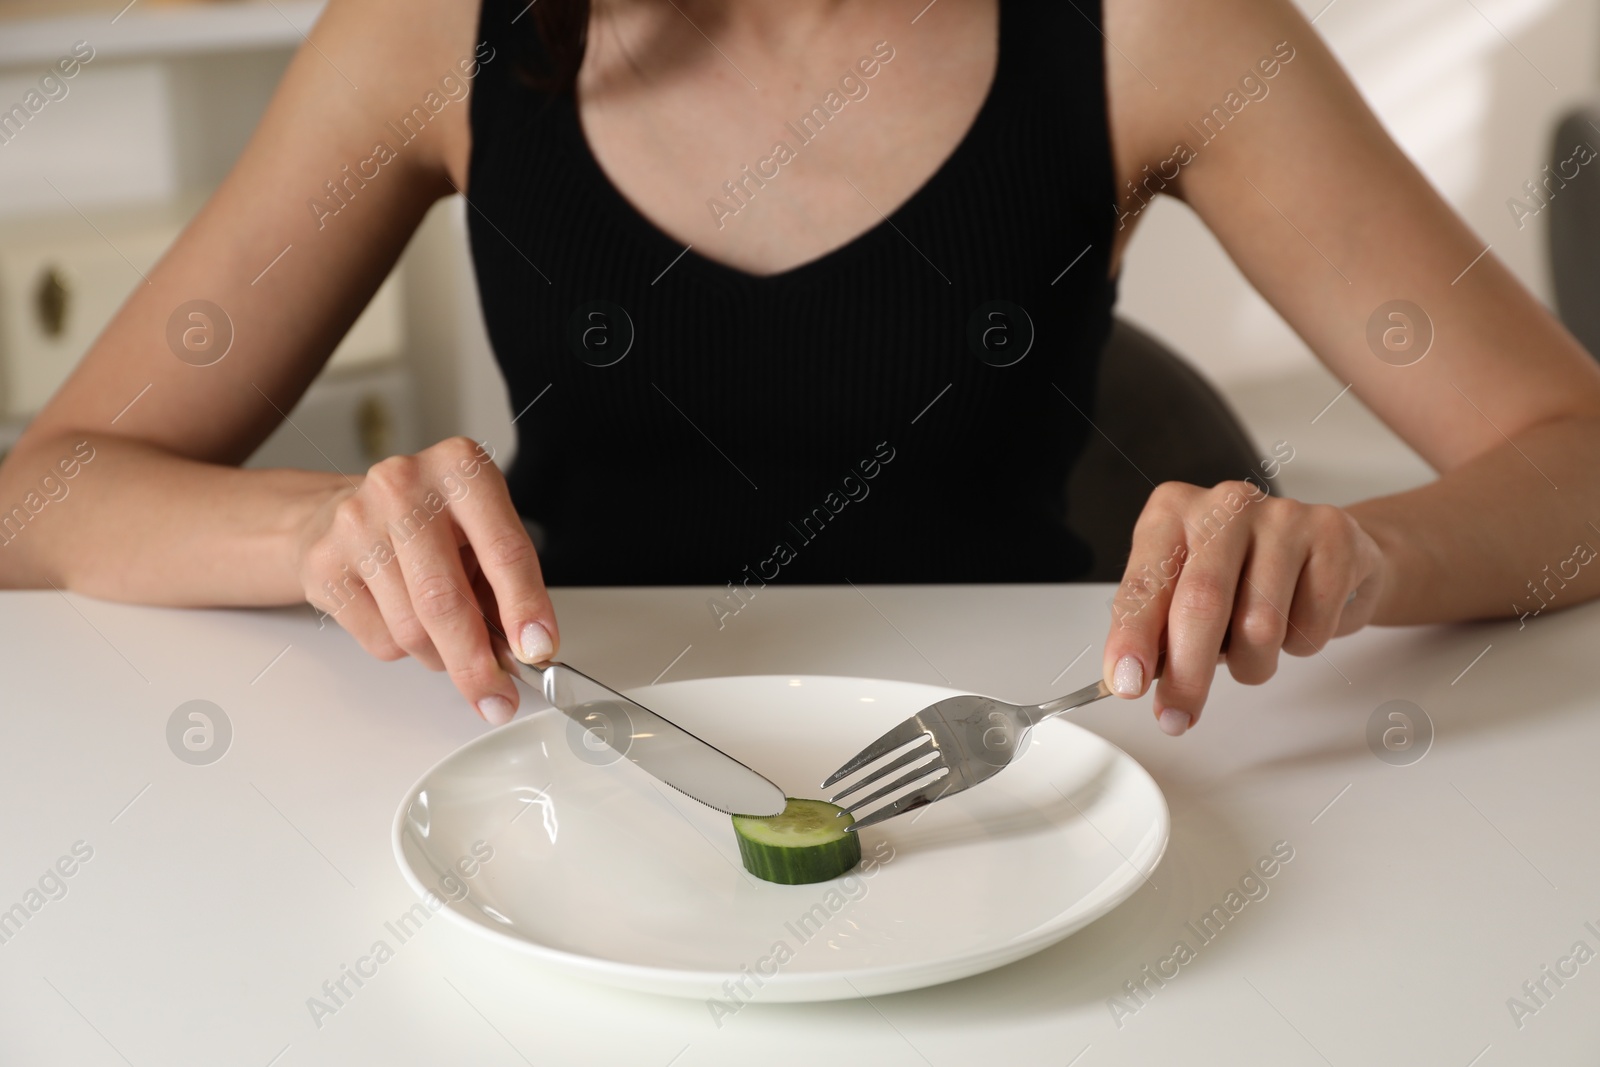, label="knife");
[491,637,787,817]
